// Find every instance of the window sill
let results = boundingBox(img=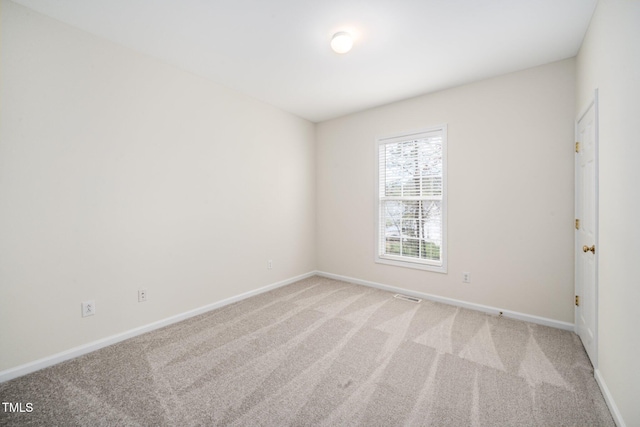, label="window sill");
[375,256,447,273]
